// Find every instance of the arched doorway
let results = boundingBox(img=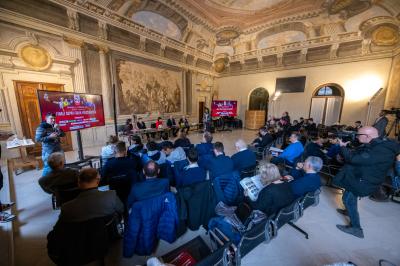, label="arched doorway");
[309,83,344,125]
[249,87,269,120]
